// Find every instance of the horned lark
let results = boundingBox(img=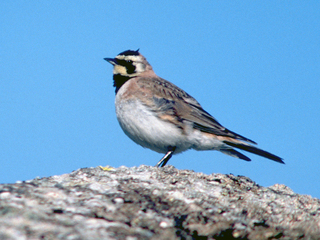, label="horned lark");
[104,49,284,167]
